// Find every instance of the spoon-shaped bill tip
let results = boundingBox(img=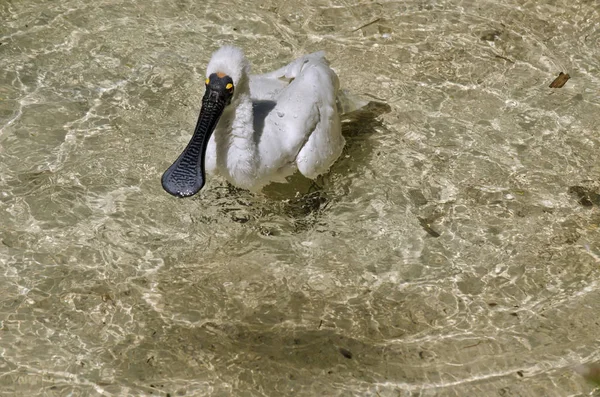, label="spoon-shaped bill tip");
[161,89,227,198]
[161,162,205,198]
